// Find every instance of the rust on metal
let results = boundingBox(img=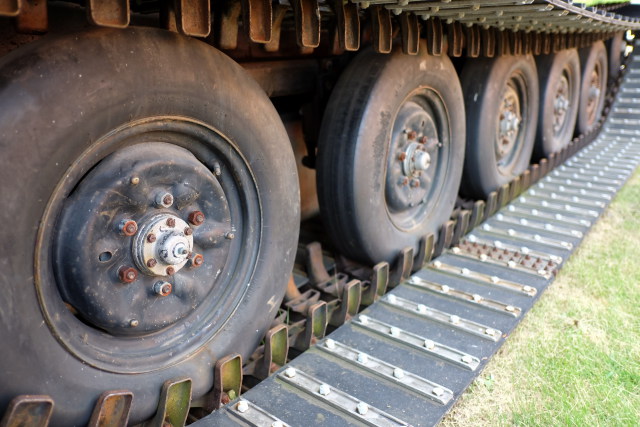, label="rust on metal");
[87,0,129,29]
[0,395,53,427]
[188,211,205,226]
[426,17,444,56]
[118,267,137,284]
[192,254,204,267]
[361,261,389,306]
[334,0,360,52]
[0,0,20,17]
[329,279,362,326]
[291,0,321,48]
[371,5,392,54]
[241,0,272,43]
[481,27,496,58]
[400,12,419,56]
[175,0,211,37]
[255,324,289,379]
[447,21,464,57]
[304,242,331,284]
[15,0,47,33]
[144,378,192,427]
[263,5,287,52]
[88,390,133,427]
[465,24,481,58]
